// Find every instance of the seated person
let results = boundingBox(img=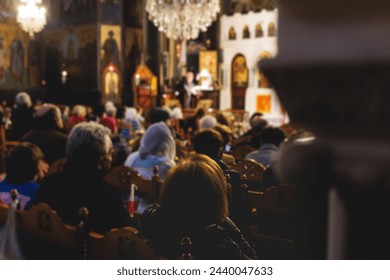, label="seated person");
[11,92,35,140]
[245,127,286,167]
[213,124,235,166]
[199,115,218,130]
[100,104,117,134]
[192,129,228,171]
[124,122,176,180]
[34,122,135,234]
[66,105,86,131]
[0,143,47,209]
[124,122,176,213]
[185,108,205,136]
[241,112,268,138]
[141,154,257,259]
[22,104,67,165]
